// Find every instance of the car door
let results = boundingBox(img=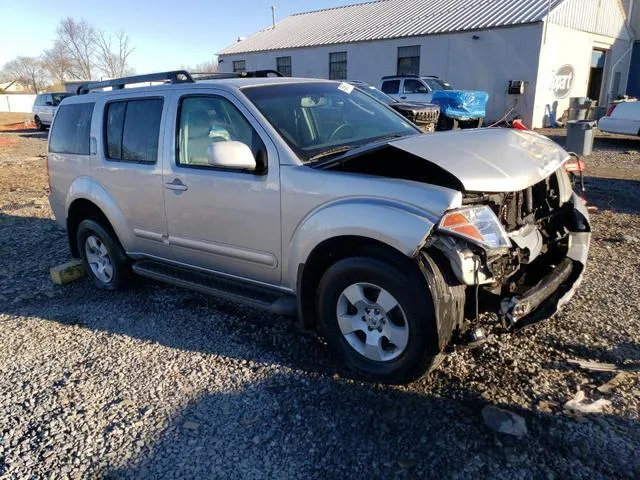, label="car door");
[92,92,173,259]
[162,89,282,286]
[401,79,433,103]
[41,95,55,124]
